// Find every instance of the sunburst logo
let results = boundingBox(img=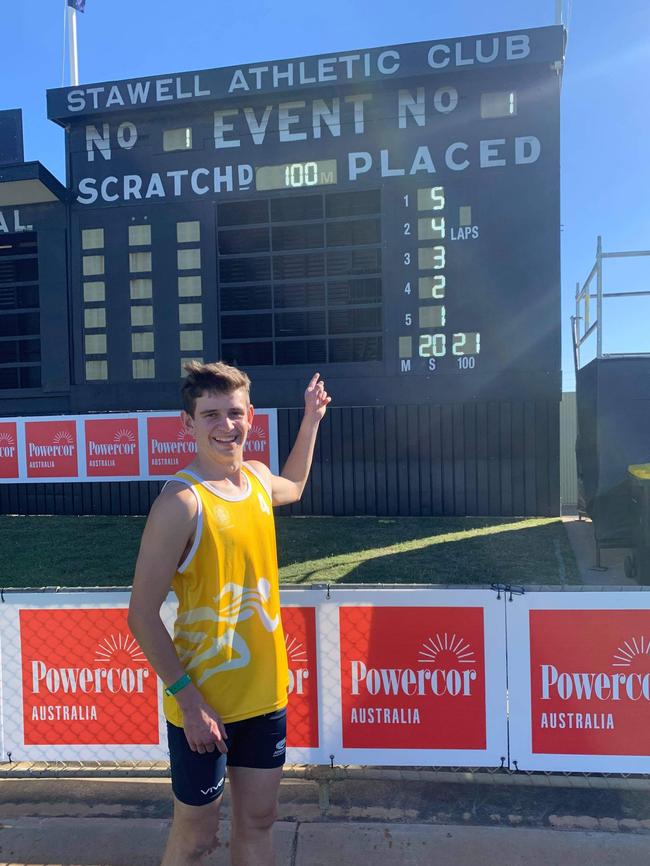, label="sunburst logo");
[113,428,135,444]
[612,636,650,668]
[418,633,476,665]
[249,425,267,440]
[177,425,194,441]
[94,633,146,666]
[53,430,74,445]
[285,634,308,665]
[0,431,15,447]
